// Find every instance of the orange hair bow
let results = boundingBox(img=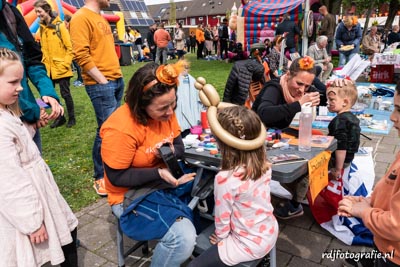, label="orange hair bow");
[143,60,188,91]
[299,56,314,70]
